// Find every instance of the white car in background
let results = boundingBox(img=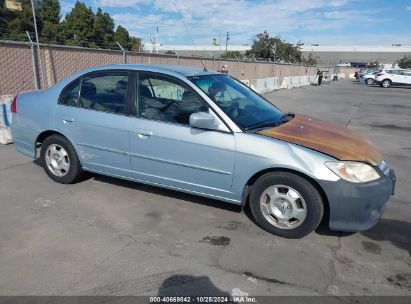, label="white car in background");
[374,69,411,88]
